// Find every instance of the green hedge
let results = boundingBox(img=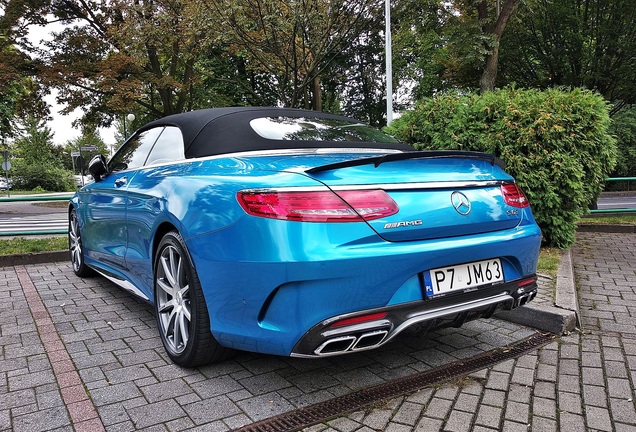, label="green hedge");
[387,88,617,248]
[11,165,76,192]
